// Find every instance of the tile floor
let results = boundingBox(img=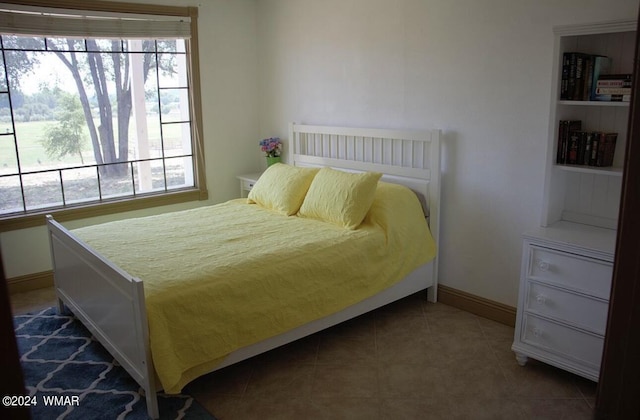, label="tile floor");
[10,287,597,419]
